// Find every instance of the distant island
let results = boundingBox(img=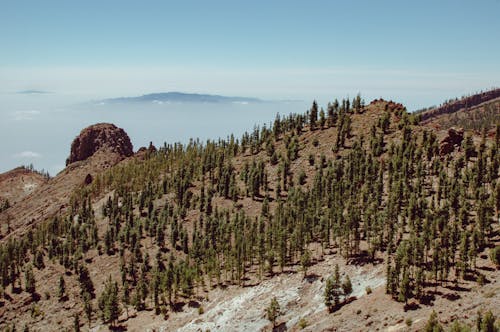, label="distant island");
[16,90,50,94]
[99,92,263,104]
